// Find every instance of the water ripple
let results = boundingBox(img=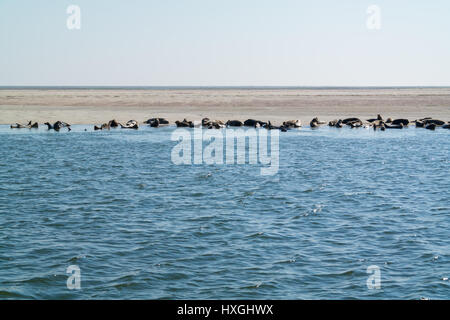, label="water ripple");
[0,125,449,299]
